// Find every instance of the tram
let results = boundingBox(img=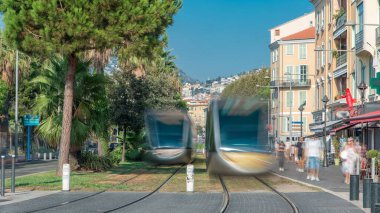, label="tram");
[145,110,195,165]
[205,98,275,175]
